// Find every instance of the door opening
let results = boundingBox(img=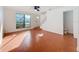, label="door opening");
[63,11,73,36]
